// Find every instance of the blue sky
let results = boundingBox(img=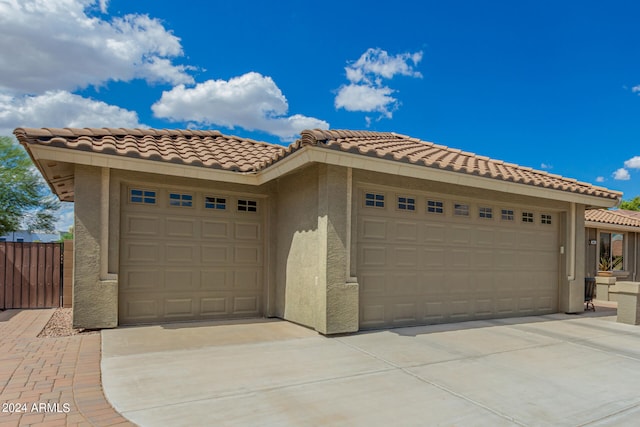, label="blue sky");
[1,1,639,229]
